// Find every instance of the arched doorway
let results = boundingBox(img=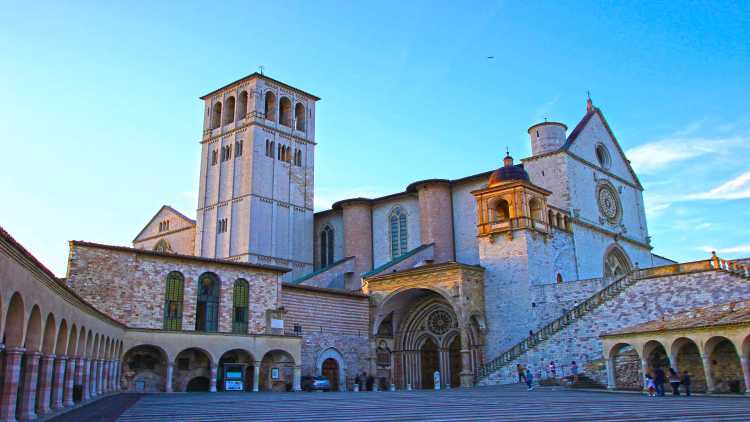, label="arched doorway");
[707,336,745,393]
[174,348,212,392]
[122,345,168,392]
[260,350,295,392]
[218,349,254,392]
[420,338,439,389]
[186,376,210,392]
[610,343,643,390]
[322,359,339,391]
[672,338,707,392]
